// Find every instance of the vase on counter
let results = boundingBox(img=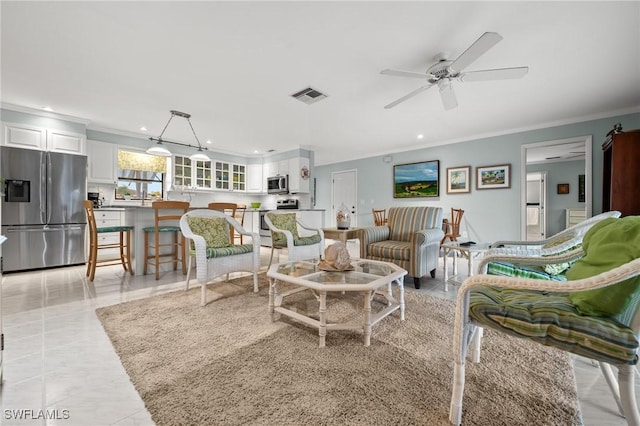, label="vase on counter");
[336,203,350,230]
